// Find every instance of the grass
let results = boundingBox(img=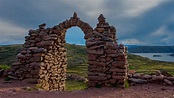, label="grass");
[67,64,88,77]
[128,54,174,75]
[65,80,88,91]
